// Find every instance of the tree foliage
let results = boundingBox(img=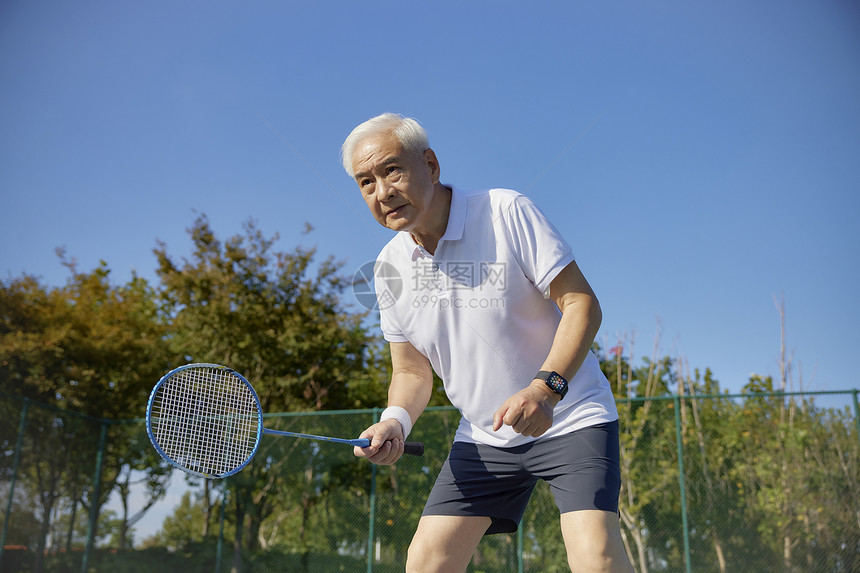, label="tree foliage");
[1,255,170,418]
[1,257,174,571]
[153,215,386,412]
[151,215,388,571]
